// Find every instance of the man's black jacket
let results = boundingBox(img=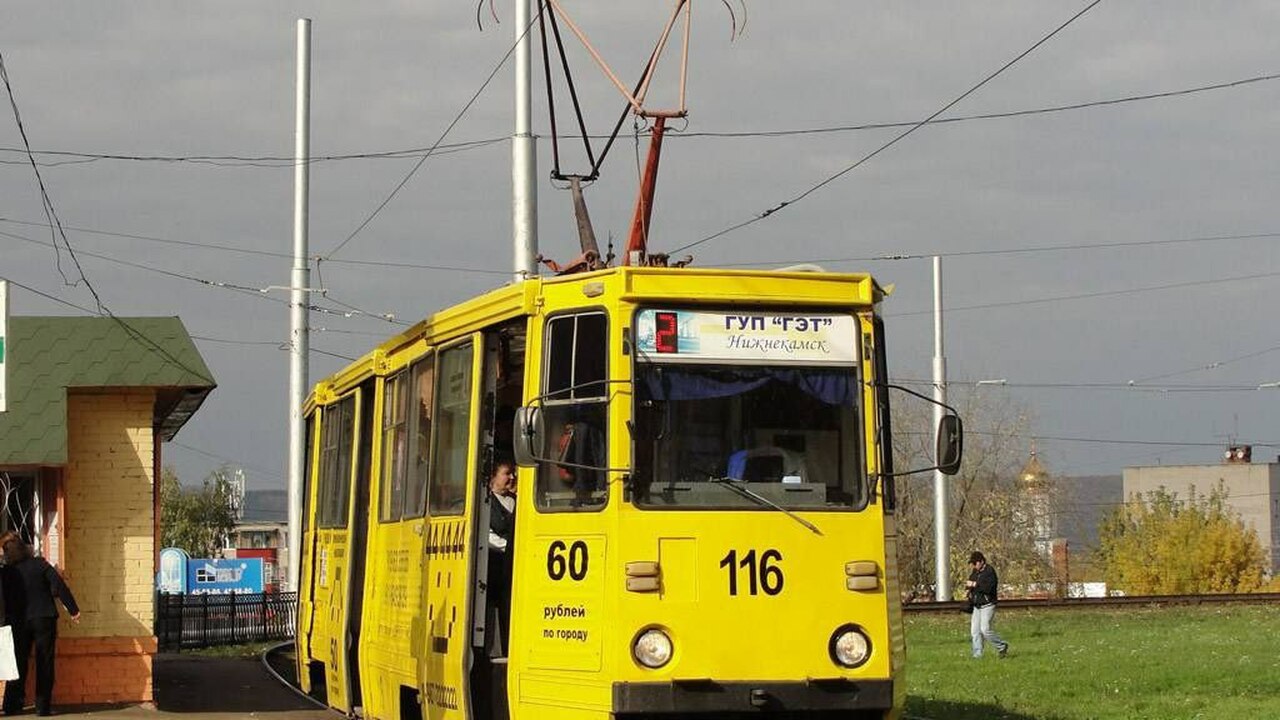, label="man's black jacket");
[967,564,998,608]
